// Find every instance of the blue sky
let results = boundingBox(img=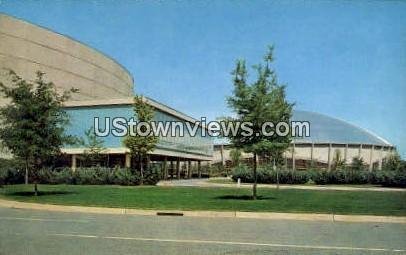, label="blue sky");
[1,0,405,157]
